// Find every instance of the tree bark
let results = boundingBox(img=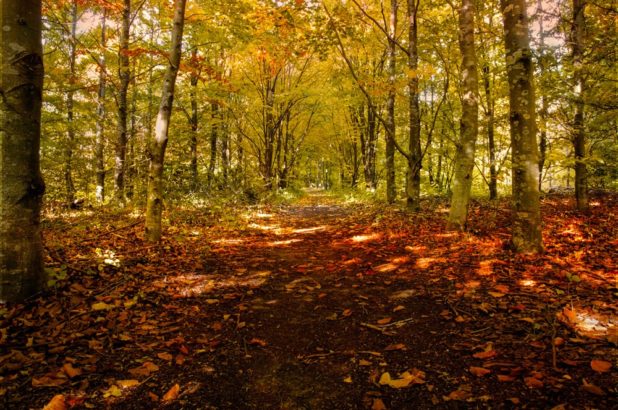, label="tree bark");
[385,0,397,203]
[571,0,588,210]
[0,0,46,302]
[208,101,218,188]
[483,65,498,200]
[501,0,544,253]
[406,0,422,211]
[145,0,187,242]
[448,0,480,230]
[536,0,548,192]
[115,0,131,204]
[64,0,78,205]
[95,9,107,203]
[189,48,199,190]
